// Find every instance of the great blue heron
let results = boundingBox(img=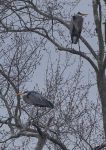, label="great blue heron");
[17,91,54,109]
[70,12,88,44]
